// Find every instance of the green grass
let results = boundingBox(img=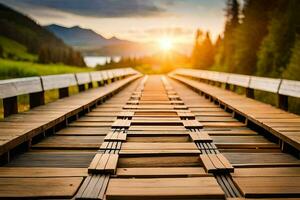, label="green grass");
[0,58,93,79]
[0,36,37,62]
